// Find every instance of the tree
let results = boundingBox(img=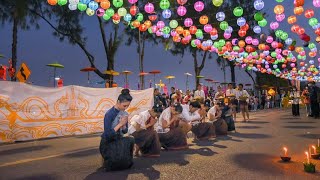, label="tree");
[0,0,39,81]
[29,1,122,85]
